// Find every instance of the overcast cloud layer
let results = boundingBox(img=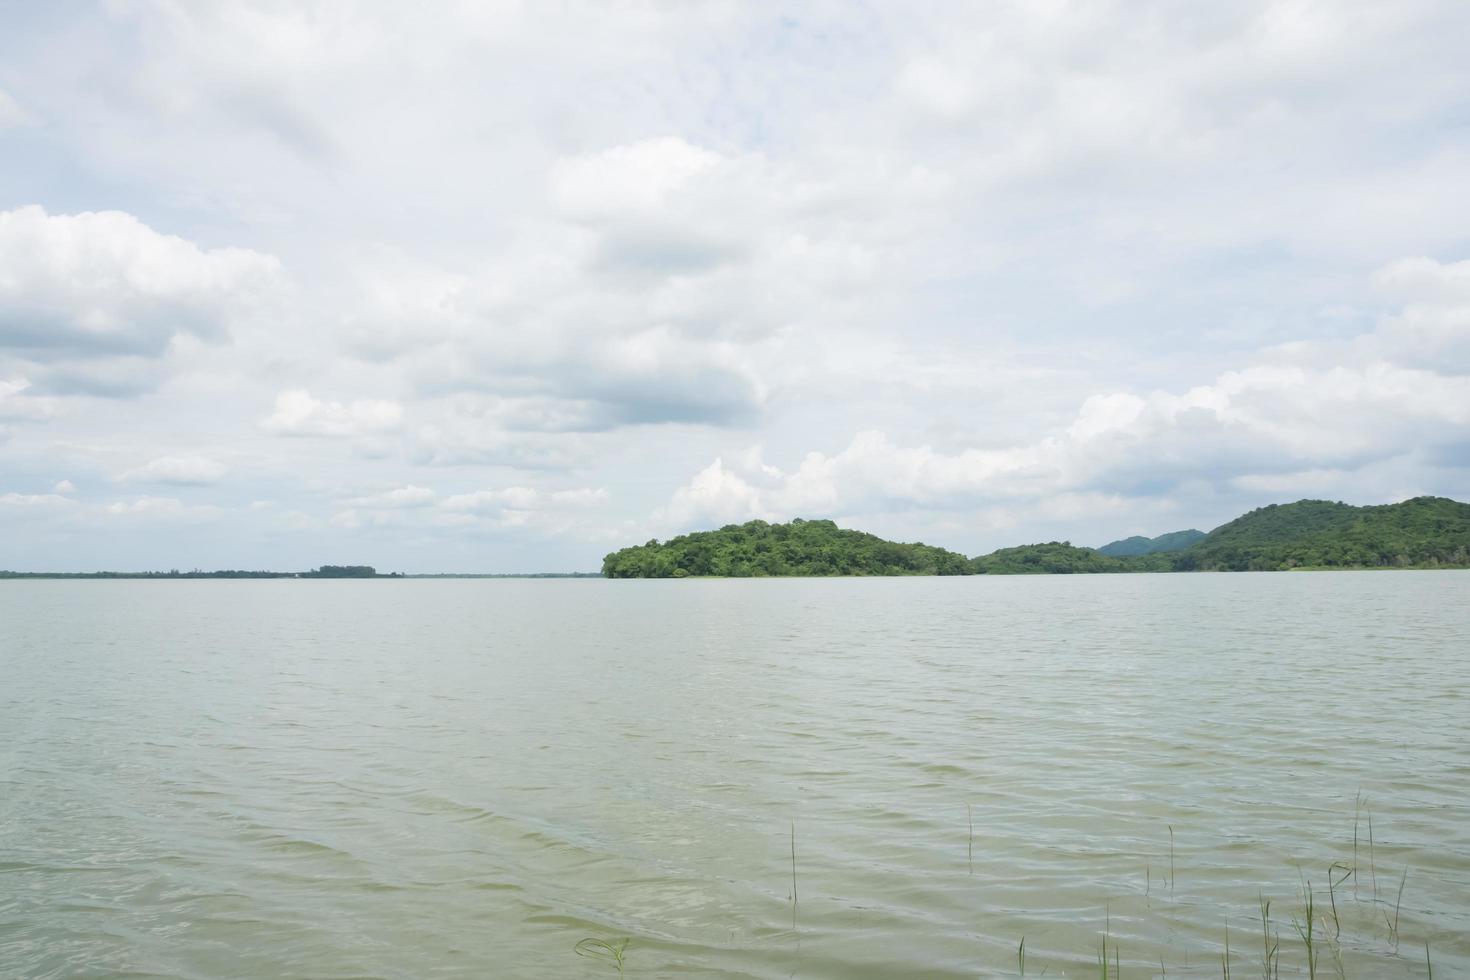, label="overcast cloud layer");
[2,1,1469,572]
